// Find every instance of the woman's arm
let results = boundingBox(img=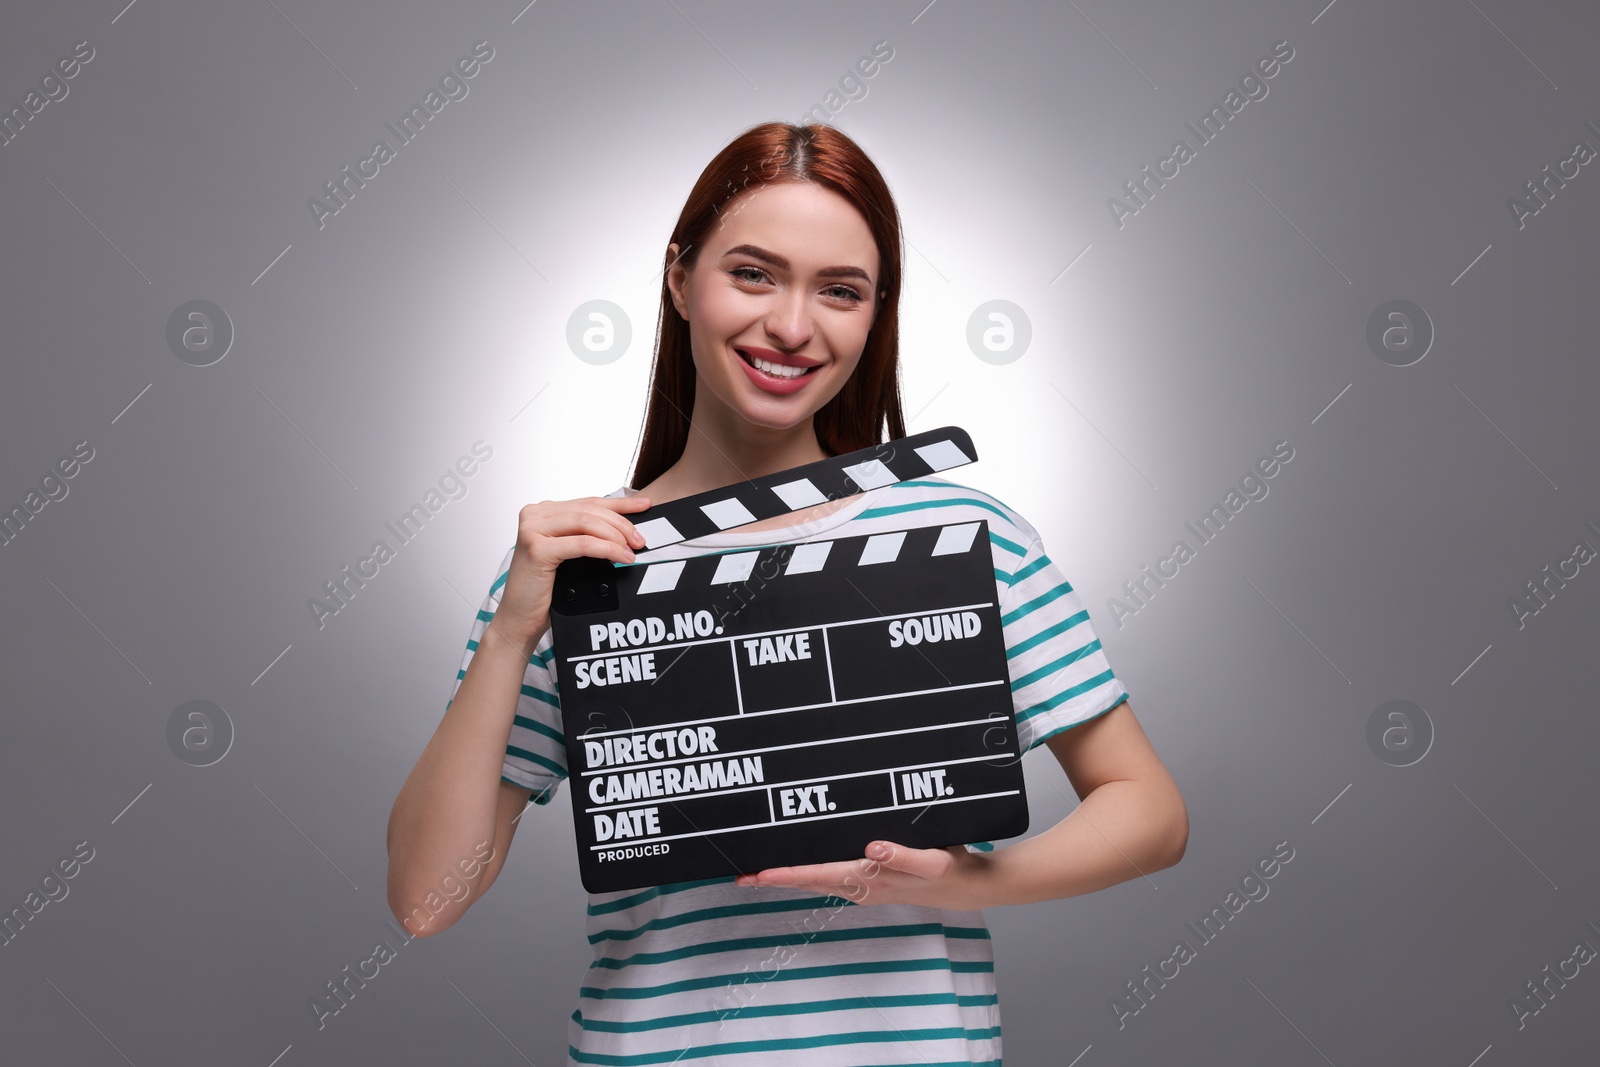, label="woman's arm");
[386,494,650,935]
[967,699,1188,908]
[736,700,1187,910]
[385,621,539,937]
